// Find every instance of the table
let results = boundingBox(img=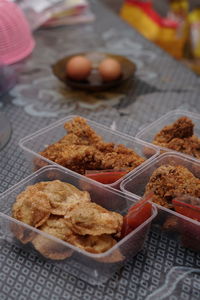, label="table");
[0,1,200,299]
